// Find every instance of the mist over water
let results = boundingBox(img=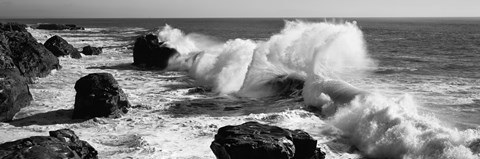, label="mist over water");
[156,20,480,158]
